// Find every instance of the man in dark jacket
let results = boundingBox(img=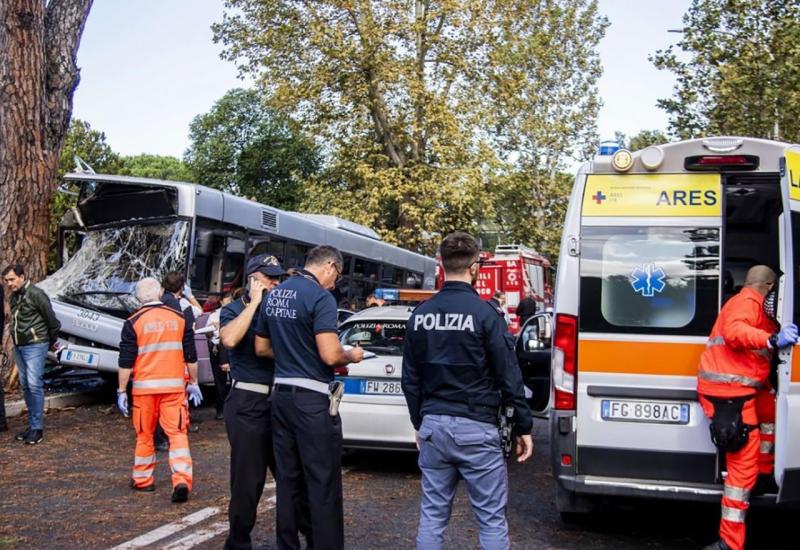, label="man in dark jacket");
[3,264,61,444]
[0,284,7,432]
